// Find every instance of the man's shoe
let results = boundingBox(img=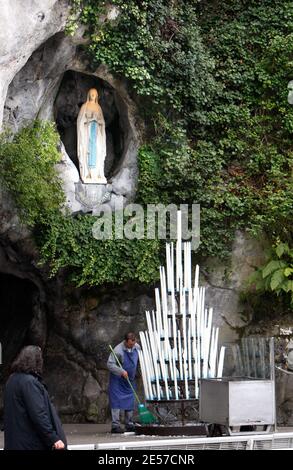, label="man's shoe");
[111,427,124,434]
[125,424,136,432]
